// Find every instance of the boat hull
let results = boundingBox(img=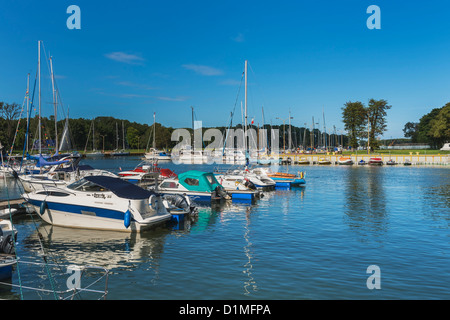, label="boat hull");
[368,158,383,166]
[158,190,218,203]
[27,198,171,232]
[0,256,17,281]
